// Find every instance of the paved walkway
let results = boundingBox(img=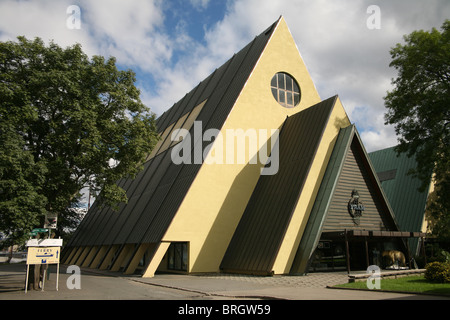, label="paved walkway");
[1,263,448,300]
[131,270,448,300]
[191,271,350,288]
